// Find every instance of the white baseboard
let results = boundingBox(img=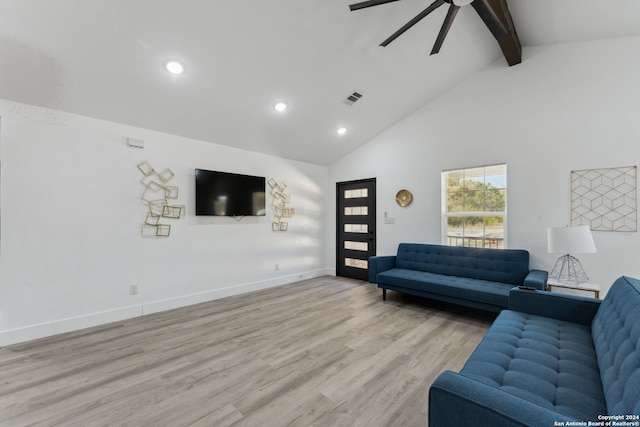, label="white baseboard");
[142,269,330,315]
[0,270,331,347]
[0,305,143,347]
